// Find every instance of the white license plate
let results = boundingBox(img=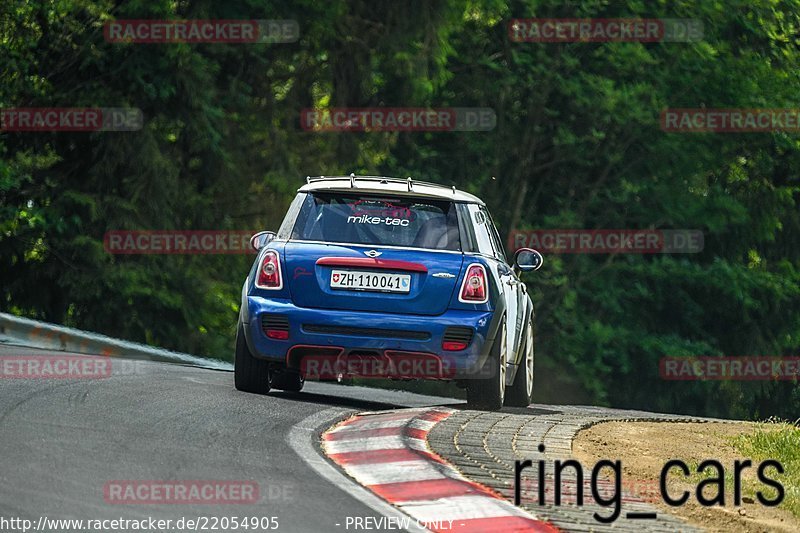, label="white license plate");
[330,270,411,293]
